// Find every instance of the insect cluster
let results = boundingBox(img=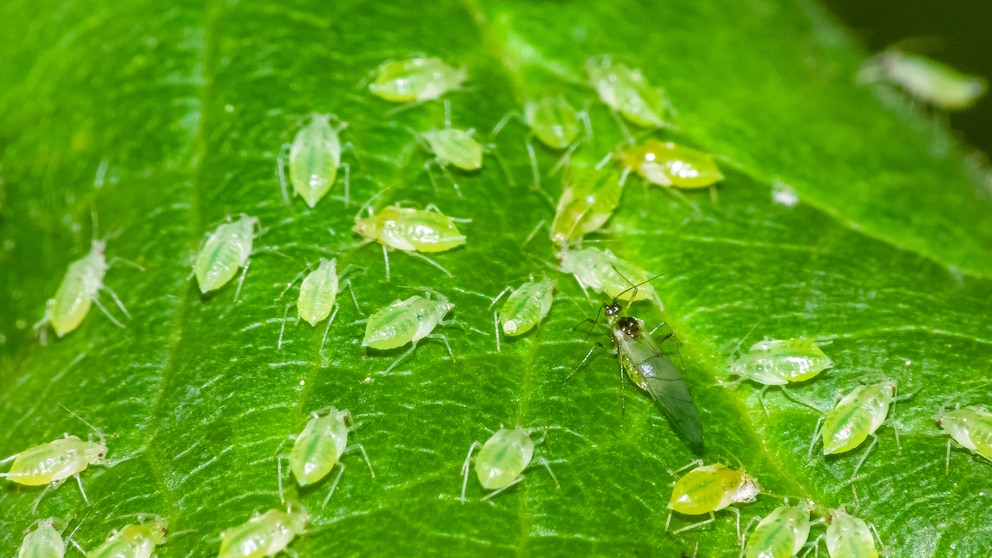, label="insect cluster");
[9,44,985,557]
